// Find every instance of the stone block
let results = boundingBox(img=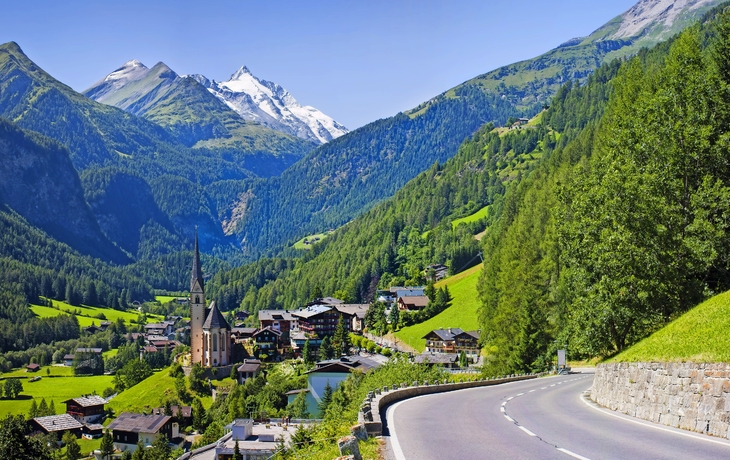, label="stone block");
[351,423,368,442]
[338,435,361,460]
